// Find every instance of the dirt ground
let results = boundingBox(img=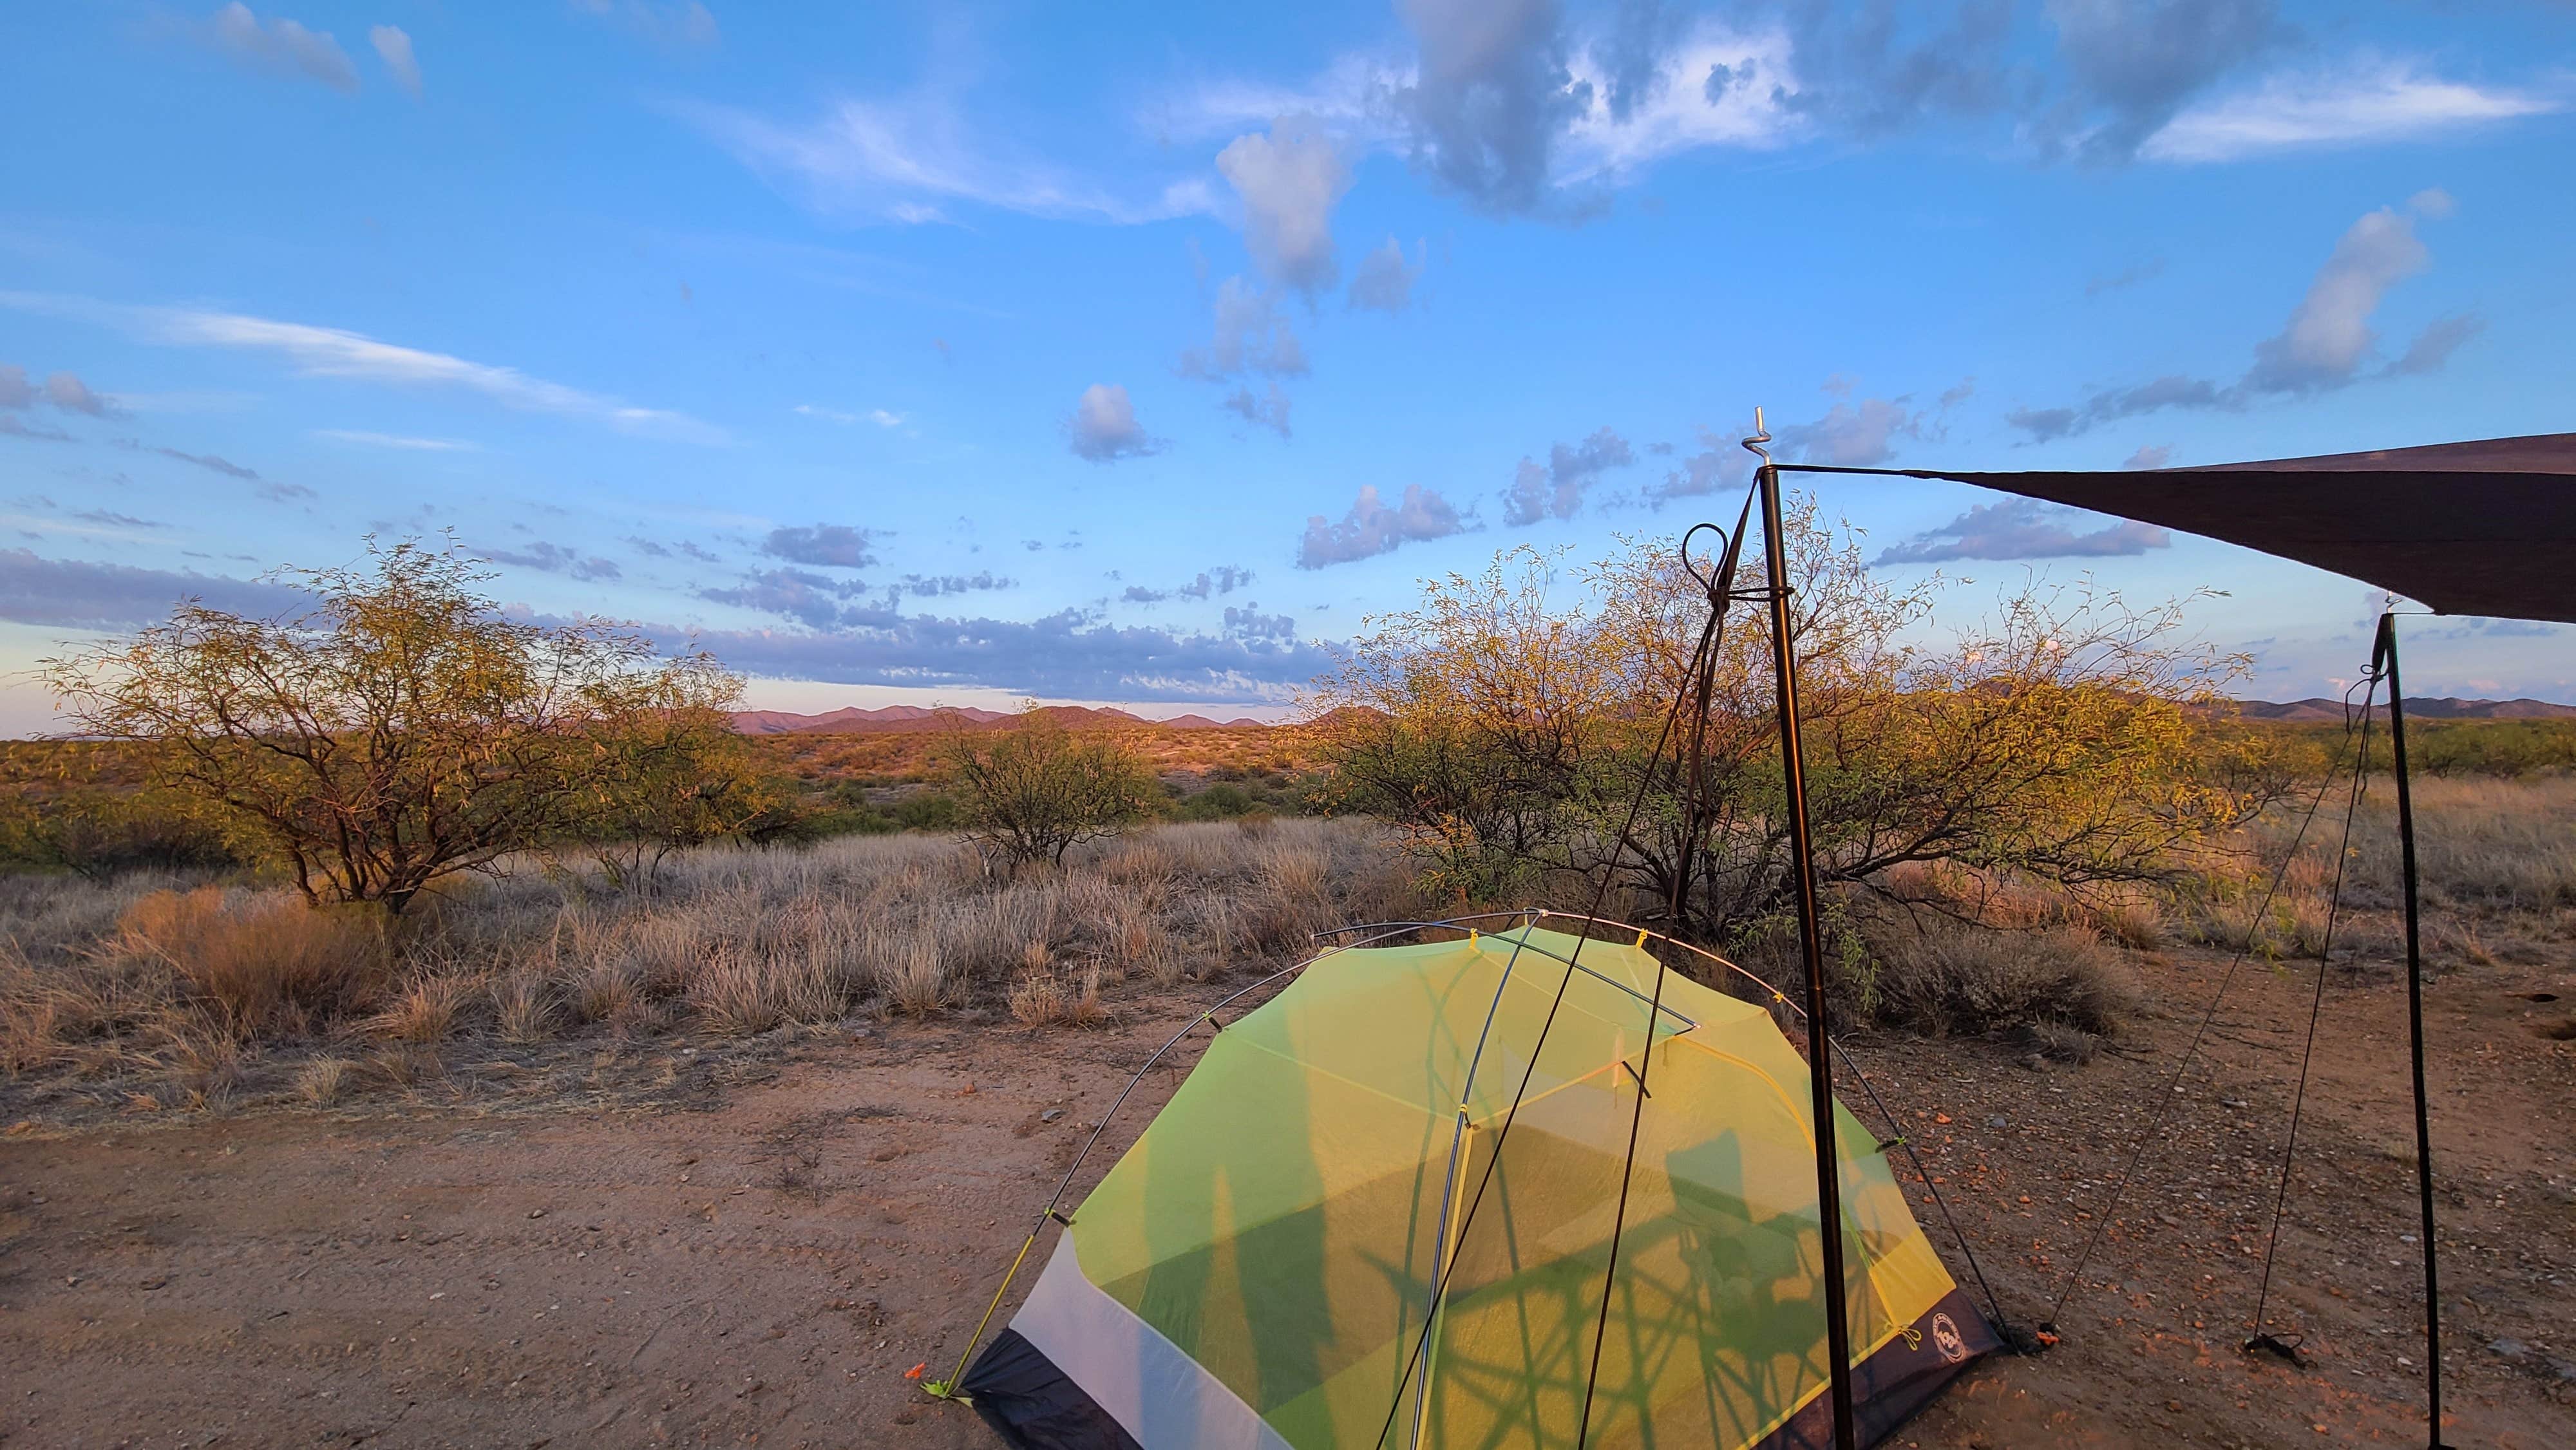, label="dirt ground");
[3,944,2571,1450]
